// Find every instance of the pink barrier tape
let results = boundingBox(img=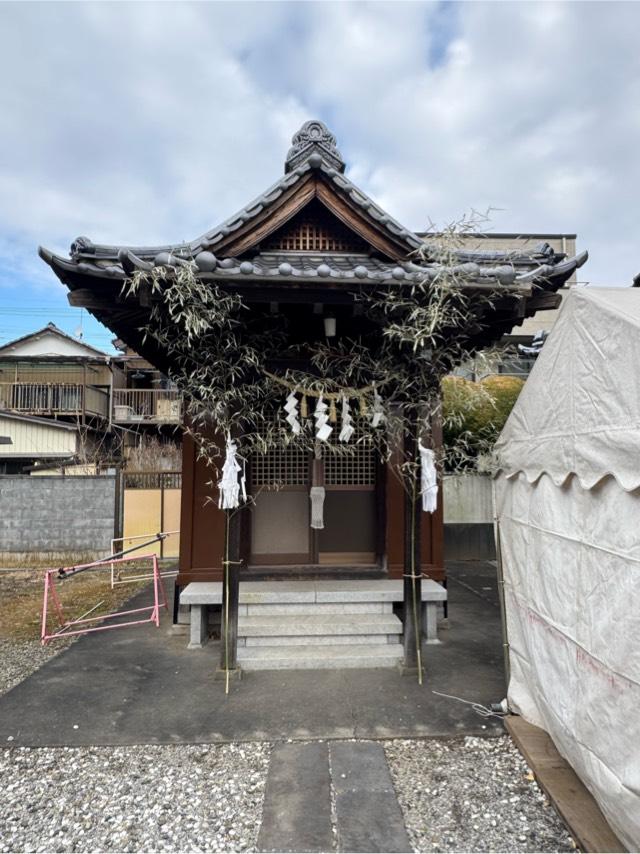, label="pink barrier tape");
[41,552,168,645]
